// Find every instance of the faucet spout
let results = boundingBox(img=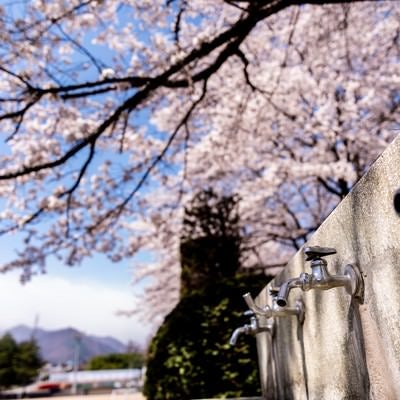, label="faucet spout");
[229,326,247,346]
[276,276,304,308]
[229,315,273,346]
